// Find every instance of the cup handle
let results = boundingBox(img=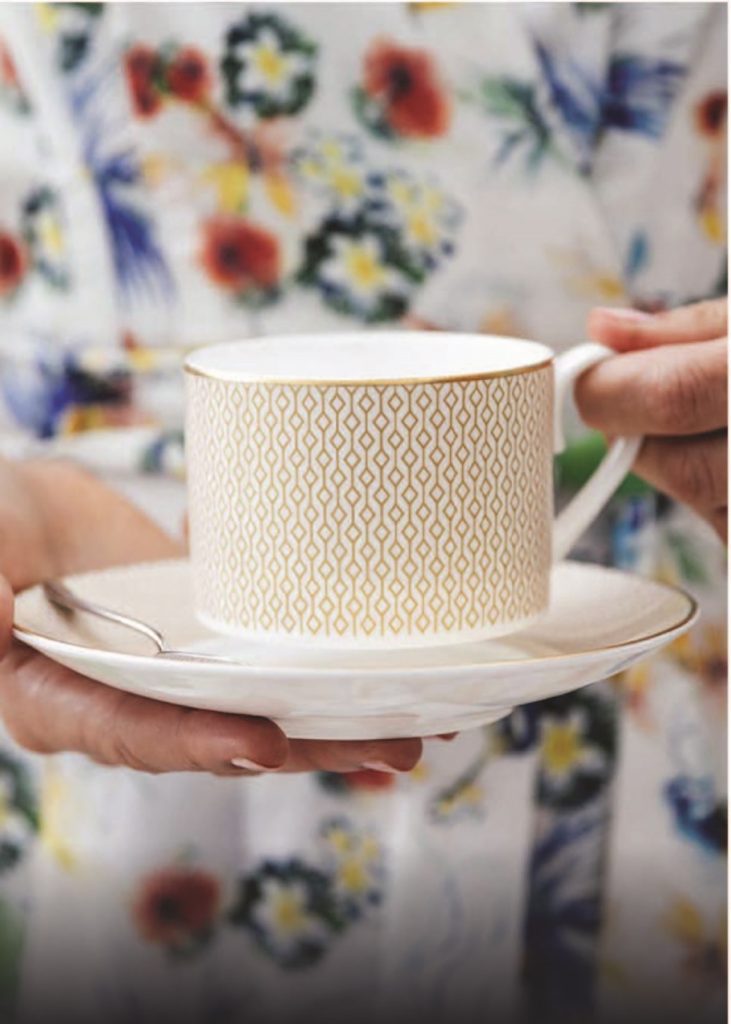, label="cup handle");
[553,342,642,562]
